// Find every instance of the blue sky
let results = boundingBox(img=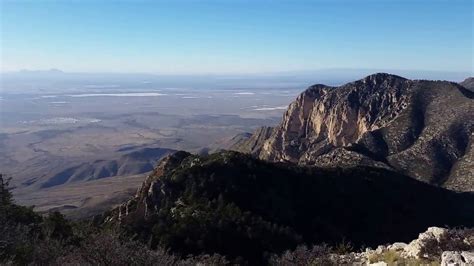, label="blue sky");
[1,0,472,74]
